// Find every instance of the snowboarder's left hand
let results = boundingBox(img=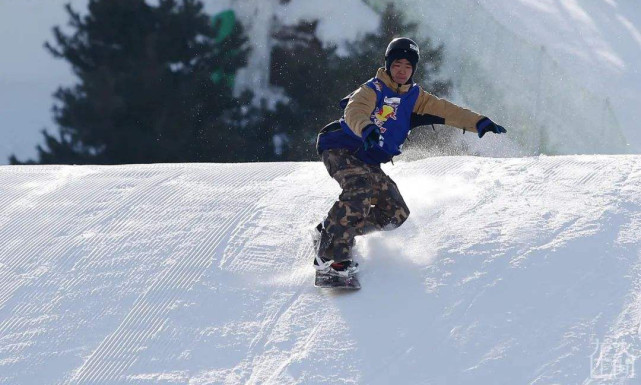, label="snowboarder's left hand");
[362,124,381,150]
[476,117,507,138]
